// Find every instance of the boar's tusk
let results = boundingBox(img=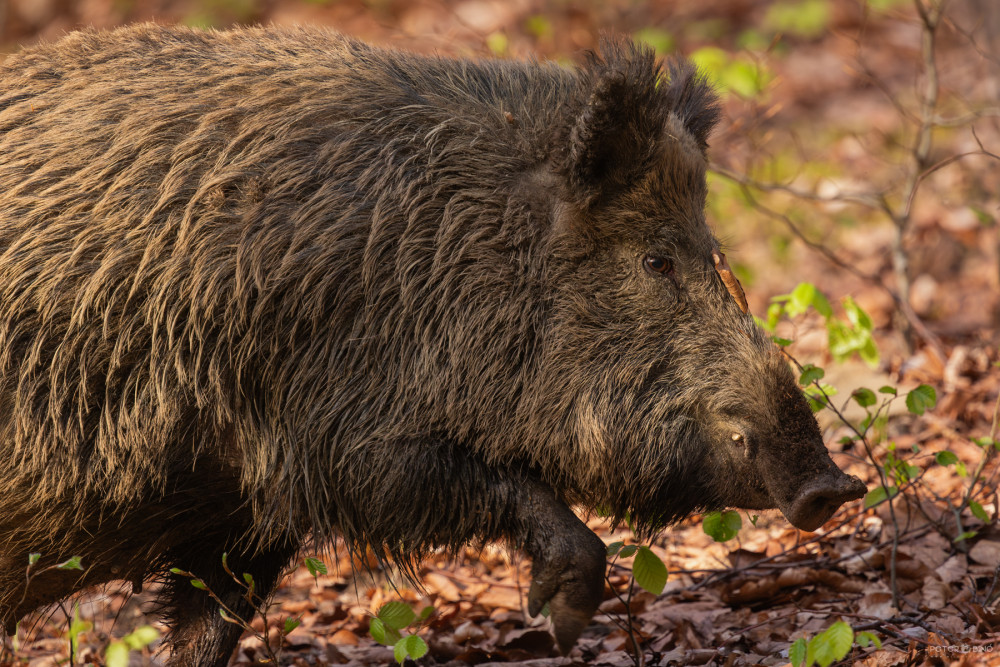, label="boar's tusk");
[712,250,749,314]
